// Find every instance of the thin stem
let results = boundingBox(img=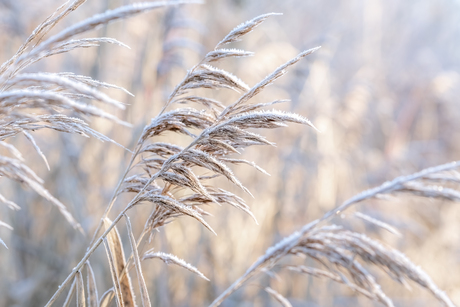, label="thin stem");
[157,59,204,116]
[119,229,148,280]
[209,271,258,307]
[87,144,142,248]
[45,204,130,307]
[46,165,162,307]
[45,139,200,306]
